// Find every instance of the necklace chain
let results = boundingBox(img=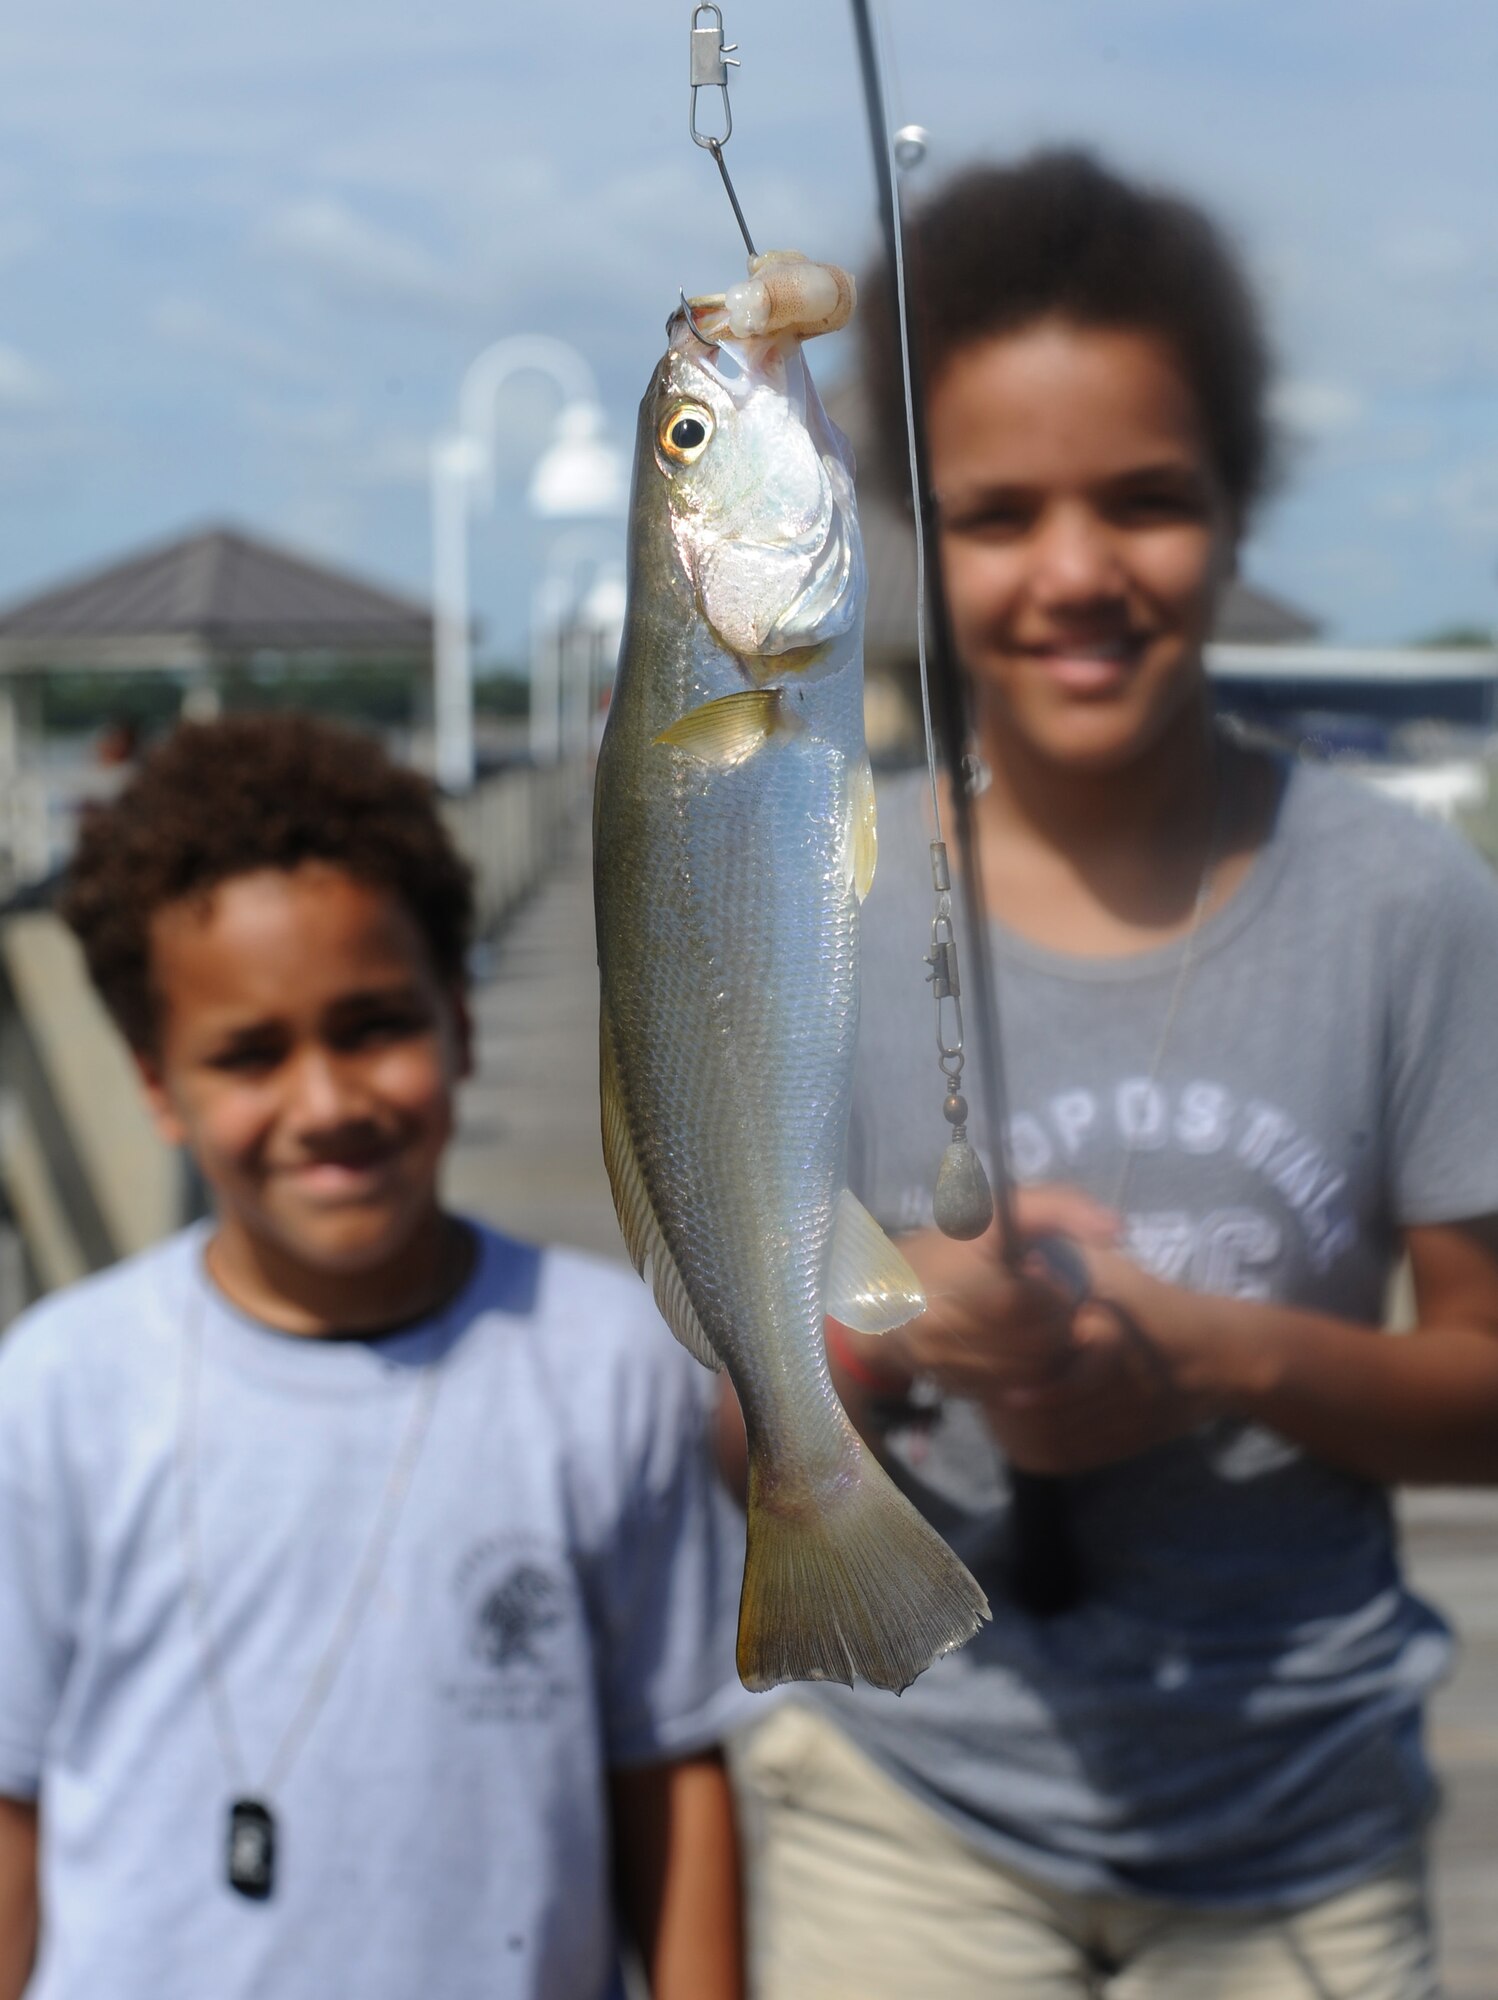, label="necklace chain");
[1107,742,1232,1218]
[174,1254,451,1806]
